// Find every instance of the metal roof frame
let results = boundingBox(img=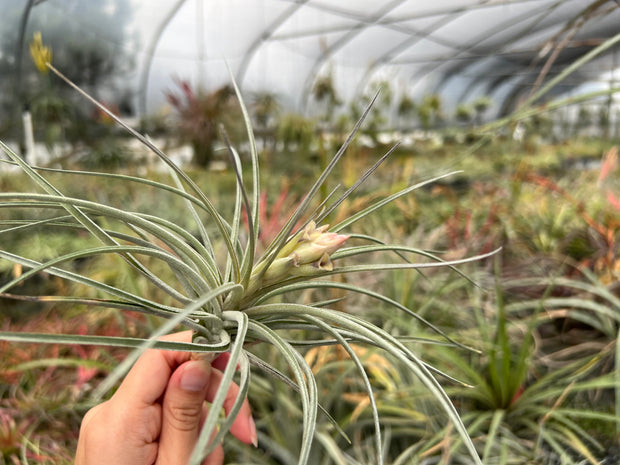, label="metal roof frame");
[13,0,620,118]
